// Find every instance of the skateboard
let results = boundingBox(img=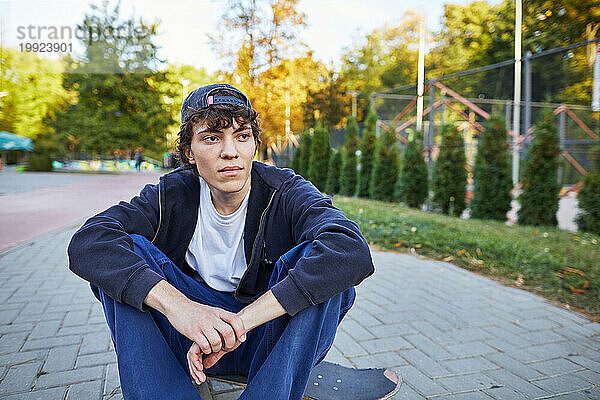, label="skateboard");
[203,361,402,400]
